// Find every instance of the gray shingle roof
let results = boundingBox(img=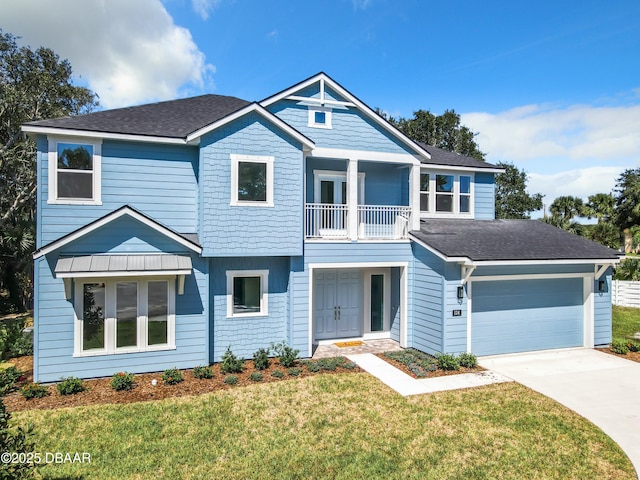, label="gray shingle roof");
[411,219,621,261]
[418,142,498,170]
[24,94,250,139]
